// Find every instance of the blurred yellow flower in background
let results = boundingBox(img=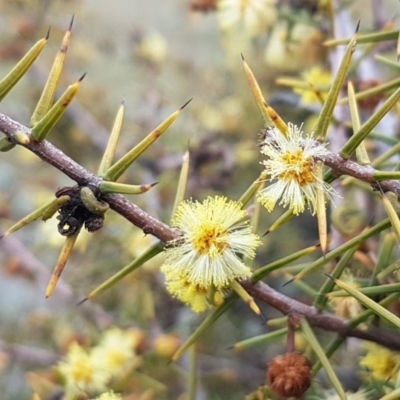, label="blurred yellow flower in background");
[91,327,139,376]
[57,342,109,396]
[57,328,143,398]
[217,0,277,37]
[359,342,400,381]
[294,66,332,105]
